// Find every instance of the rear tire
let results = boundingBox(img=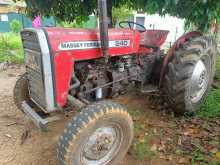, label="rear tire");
[57,101,133,165]
[13,73,32,112]
[164,36,217,114]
